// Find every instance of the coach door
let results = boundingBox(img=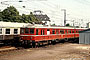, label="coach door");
[47,29,50,35]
